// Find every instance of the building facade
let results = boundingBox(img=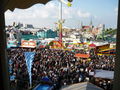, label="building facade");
[37,29,57,38]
